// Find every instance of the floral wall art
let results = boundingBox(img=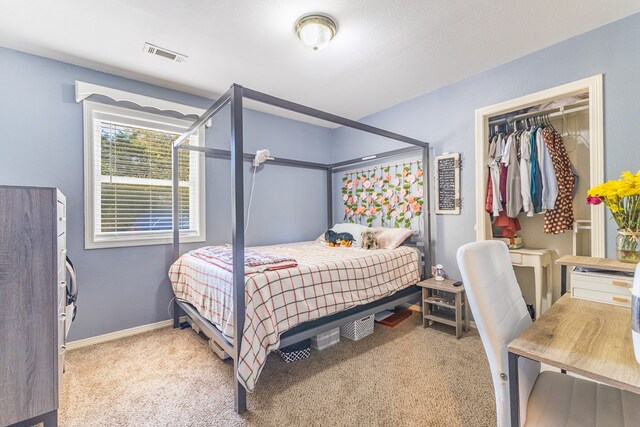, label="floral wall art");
[342,160,424,230]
